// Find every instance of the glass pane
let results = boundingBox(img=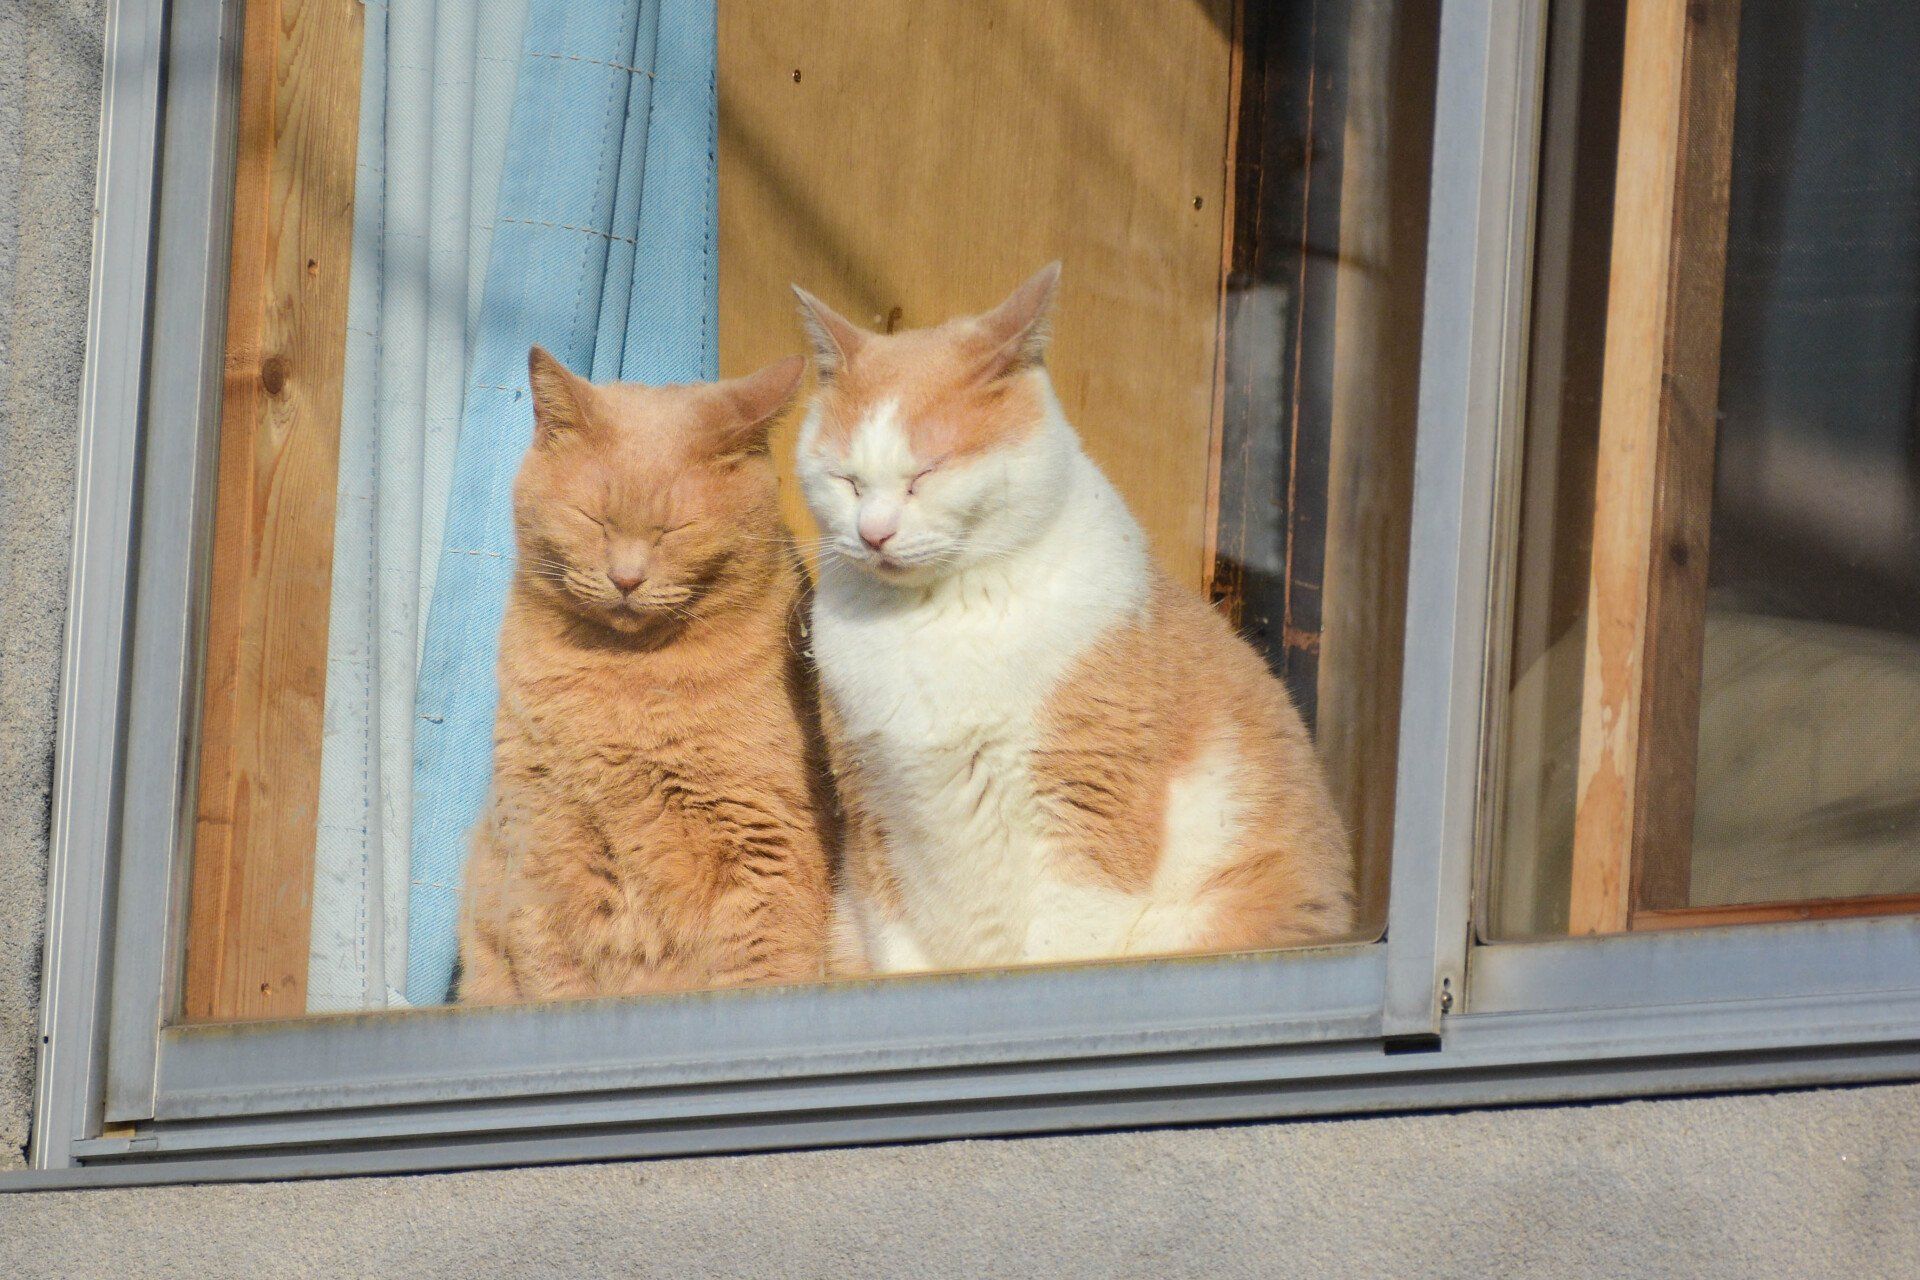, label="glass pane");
[1491,0,1920,938]
[180,0,1434,1019]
